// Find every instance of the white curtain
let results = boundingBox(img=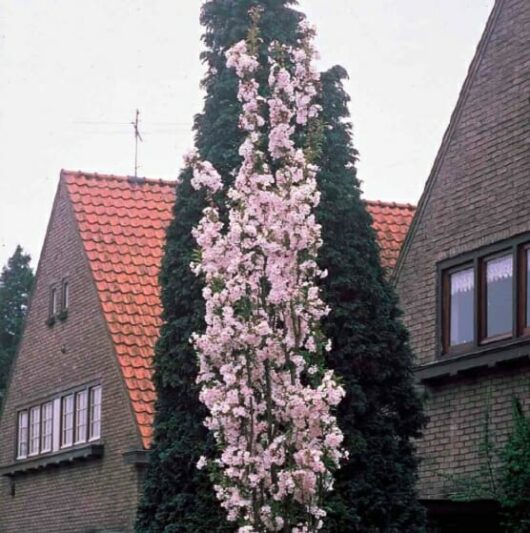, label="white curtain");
[451,268,474,295]
[487,255,513,283]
